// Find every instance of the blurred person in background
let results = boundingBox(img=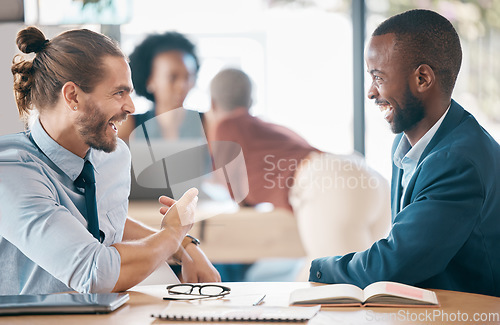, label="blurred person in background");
[208,68,390,281]
[118,31,204,141]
